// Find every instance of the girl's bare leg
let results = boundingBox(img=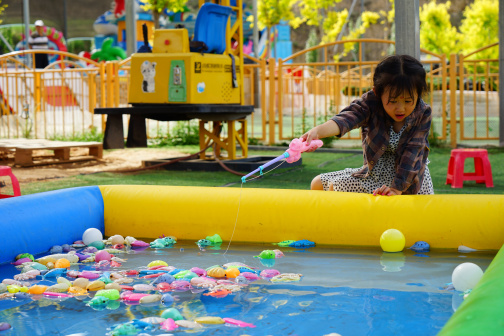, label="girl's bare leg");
[311,175,324,190]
